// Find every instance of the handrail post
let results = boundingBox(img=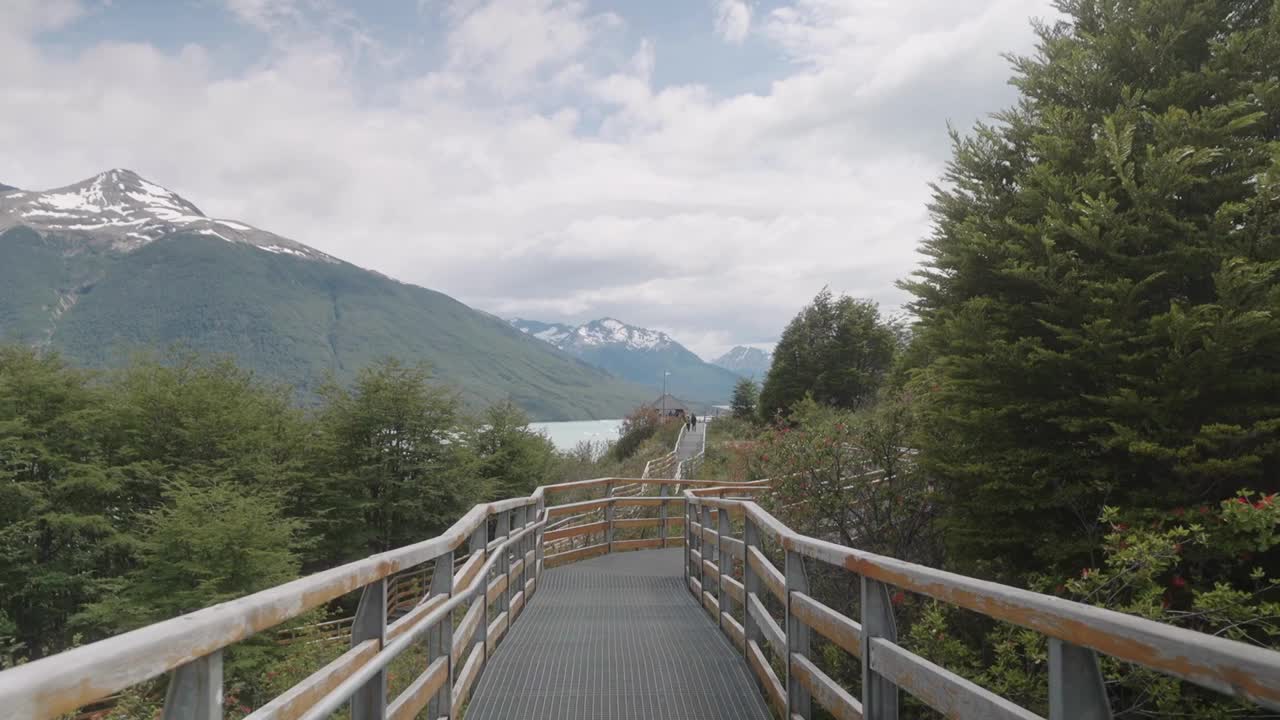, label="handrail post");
[513,505,528,611]
[684,498,694,591]
[659,483,669,548]
[351,579,388,720]
[471,522,489,660]
[700,504,713,585]
[161,650,222,720]
[717,504,731,625]
[534,498,545,583]
[742,516,762,653]
[785,549,811,719]
[861,577,899,720]
[427,549,454,718]
[496,510,511,627]
[604,479,616,553]
[1049,639,1113,719]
